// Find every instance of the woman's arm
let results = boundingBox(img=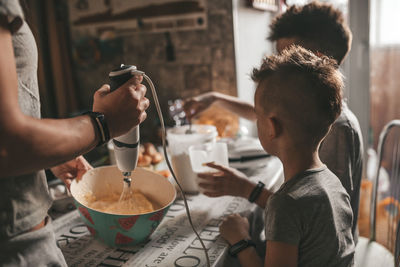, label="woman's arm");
[215,92,257,121]
[184,92,257,121]
[0,20,149,177]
